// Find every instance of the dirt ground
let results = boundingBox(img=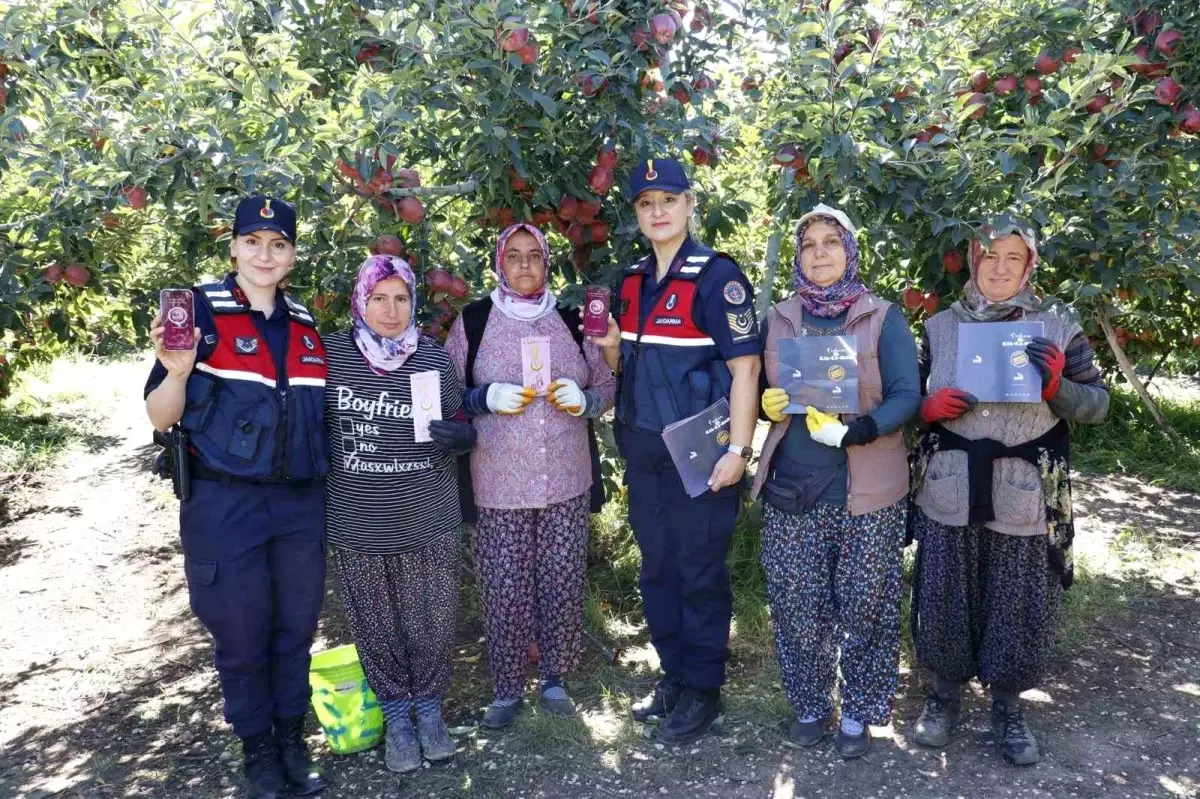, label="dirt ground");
[1,356,1198,799]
